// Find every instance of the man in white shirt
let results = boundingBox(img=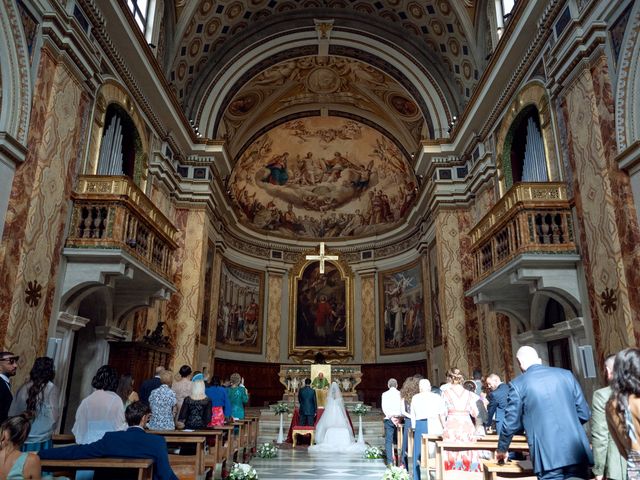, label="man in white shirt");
[410,379,446,480]
[381,378,402,466]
